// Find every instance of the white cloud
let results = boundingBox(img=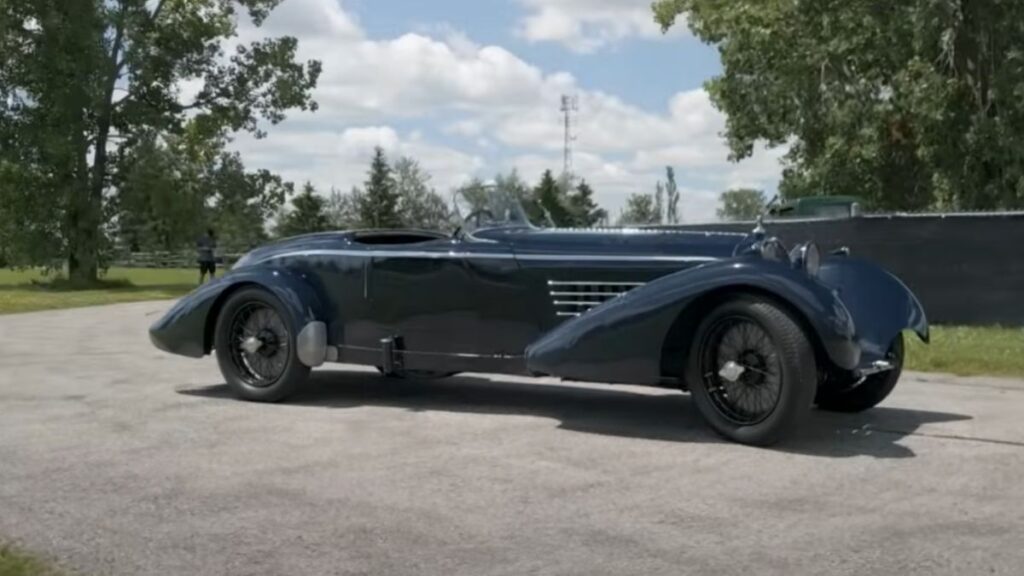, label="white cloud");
[514,0,681,53]
[232,126,483,196]
[221,0,781,222]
